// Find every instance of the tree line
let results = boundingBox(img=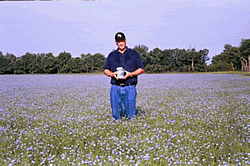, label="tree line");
[0,38,249,74]
[209,39,250,72]
[0,52,106,74]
